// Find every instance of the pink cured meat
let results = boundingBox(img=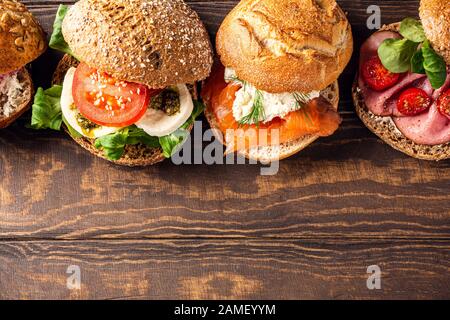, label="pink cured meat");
[359,30,450,145]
